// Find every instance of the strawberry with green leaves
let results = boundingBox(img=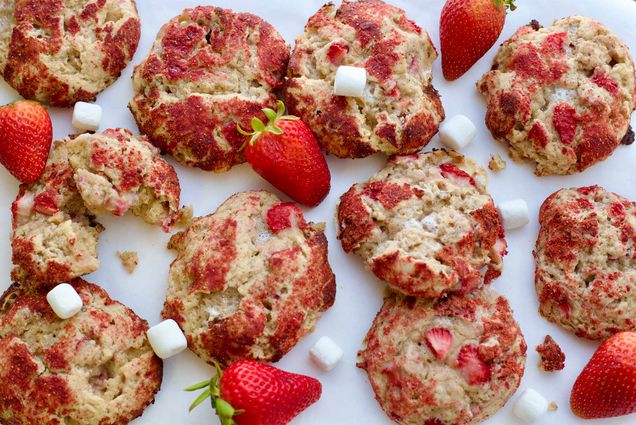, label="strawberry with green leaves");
[0,100,52,184]
[238,101,330,207]
[440,0,517,81]
[187,360,322,425]
[570,332,636,419]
